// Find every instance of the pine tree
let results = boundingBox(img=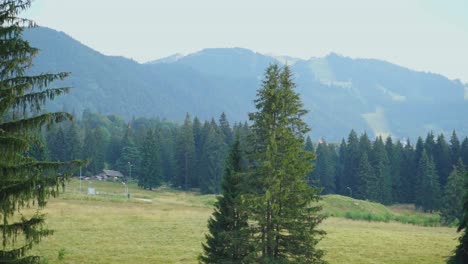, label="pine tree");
[193,116,203,188]
[139,128,163,189]
[335,139,347,194]
[450,131,461,165]
[0,1,81,261]
[400,139,416,203]
[355,132,372,199]
[359,132,372,158]
[84,127,110,175]
[343,130,359,196]
[64,121,81,161]
[424,132,436,159]
[412,137,425,203]
[435,134,451,187]
[447,170,468,263]
[160,123,177,183]
[314,141,335,194]
[461,138,468,169]
[199,137,251,263]
[199,122,227,194]
[415,137,425,165]
[327,143,338,194]
[391,140,404,203]
[441,160,466,225]
[304,136,315,186]
[237,121,252,170]
[355,152,375,200]
[371,137,392,204]
[245,65,326,263]
[176,113,195,189]
[219,112,233,146]
[415,150,441,212]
